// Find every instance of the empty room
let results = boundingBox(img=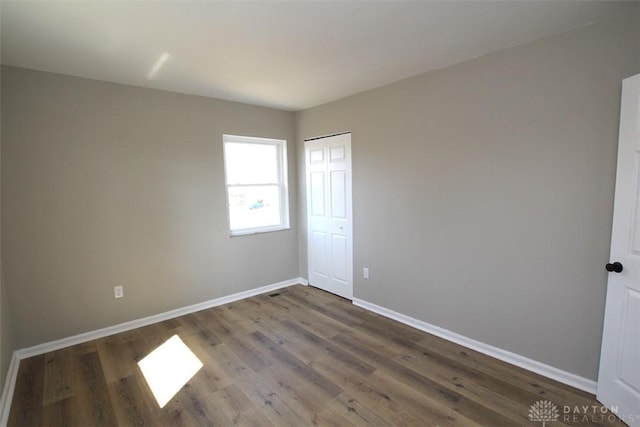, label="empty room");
[0,1,639,426]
